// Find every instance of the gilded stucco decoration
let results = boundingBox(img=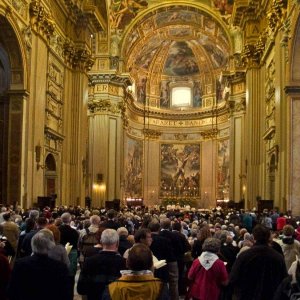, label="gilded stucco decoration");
[45,56,65,152]
[29,1,56,39]
[63,39,95,71]
[143,128,161,139]
[200,128,219,139]
[87,99,126,118]
[12,0,28,20]
[122,5,231,112]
